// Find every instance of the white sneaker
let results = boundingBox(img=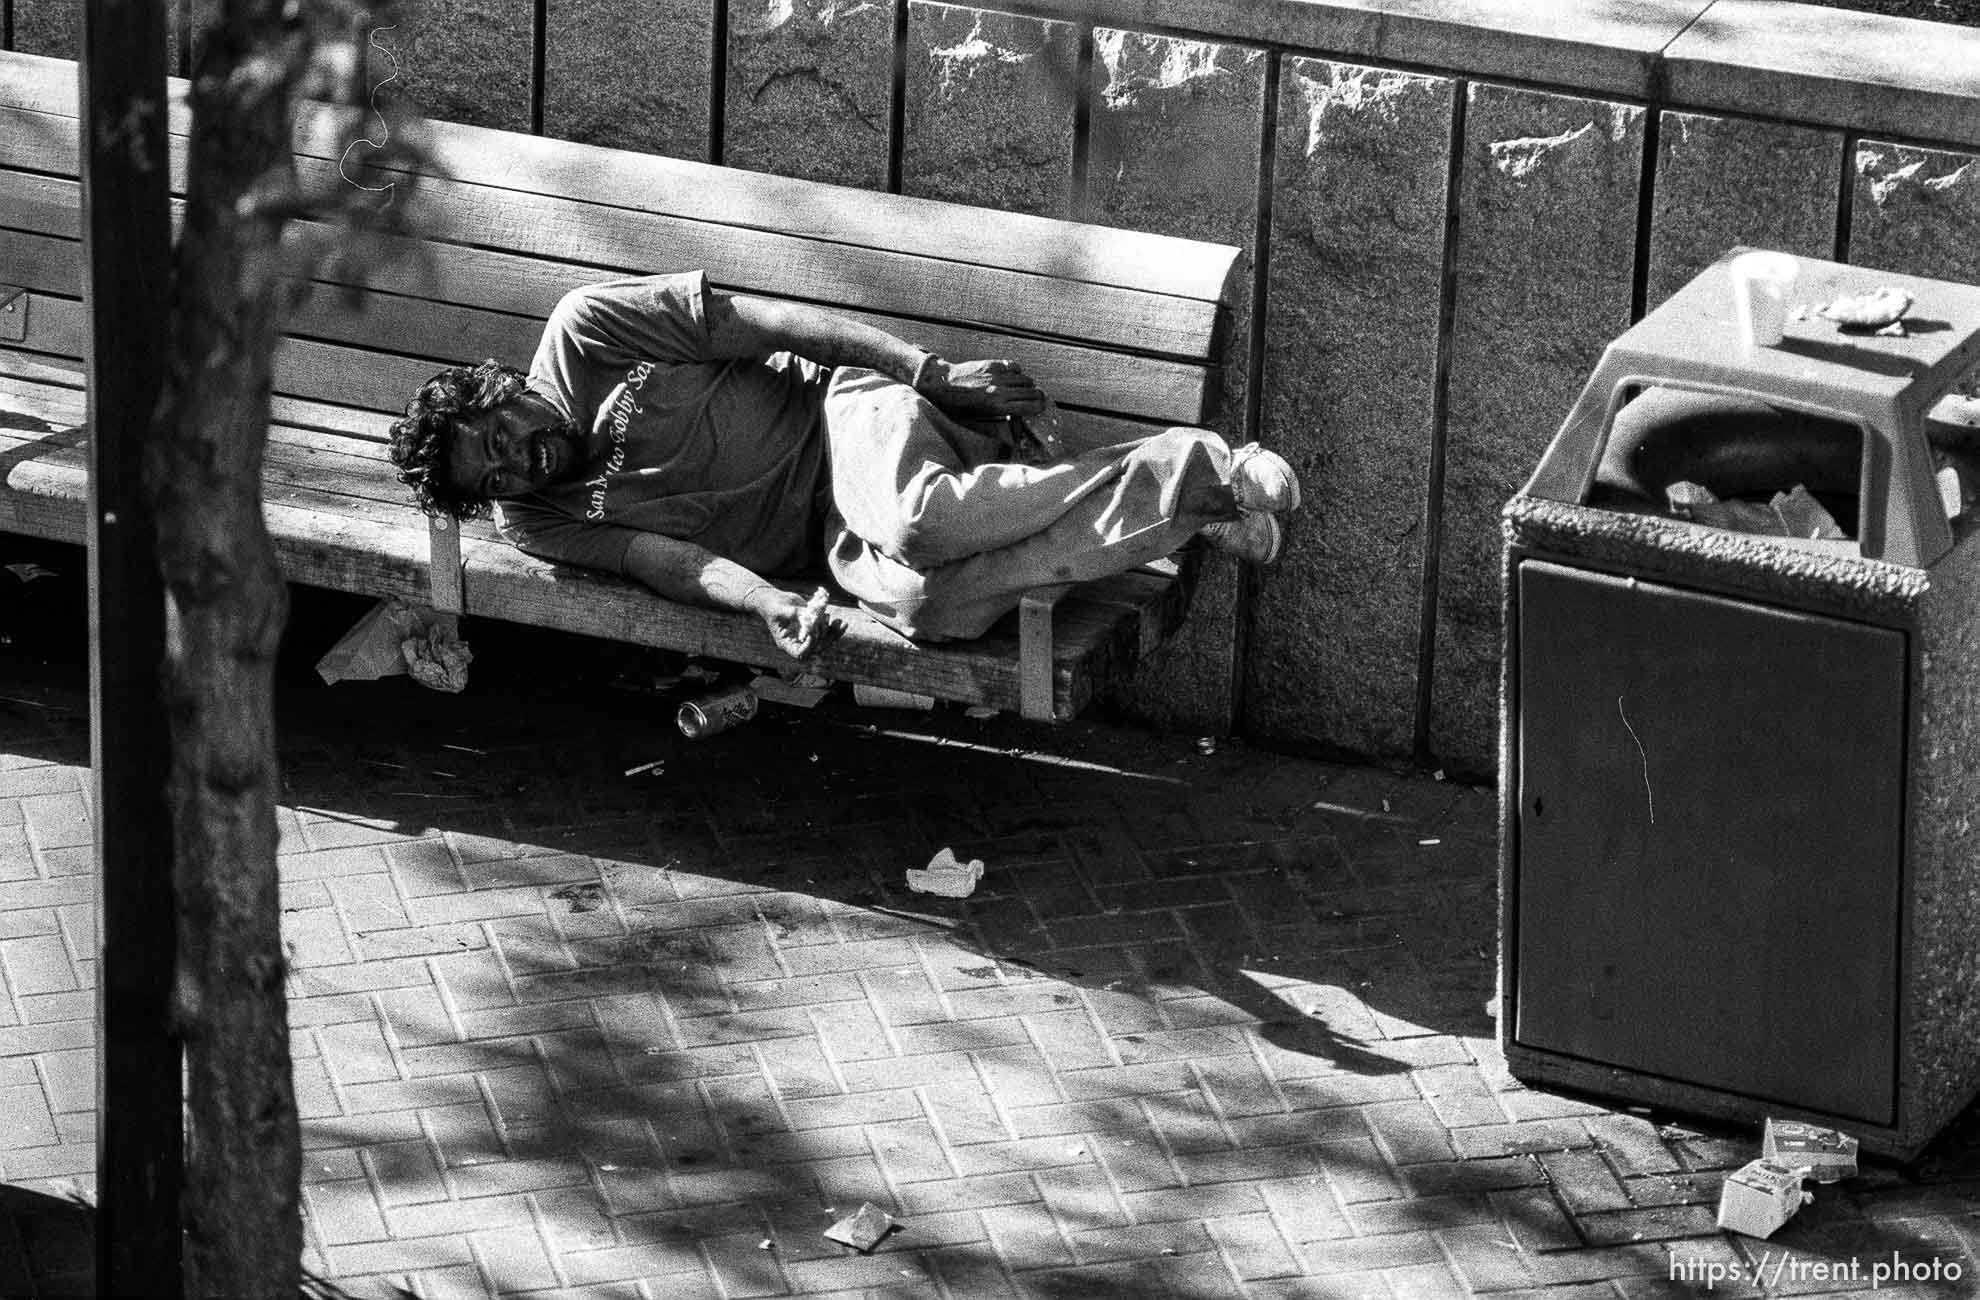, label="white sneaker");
[1201,511,1284,565]
[1228,444,1301,514]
